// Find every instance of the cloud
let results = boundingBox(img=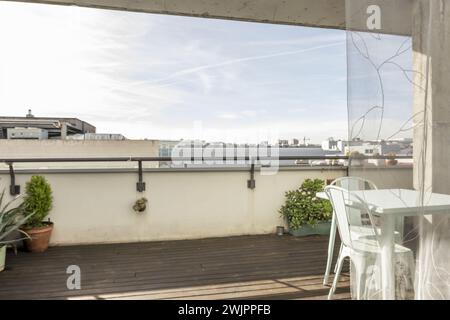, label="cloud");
[129,41,344,88]
[245,33,345,47]
[287,107,306,114]
[217,113,240,120]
